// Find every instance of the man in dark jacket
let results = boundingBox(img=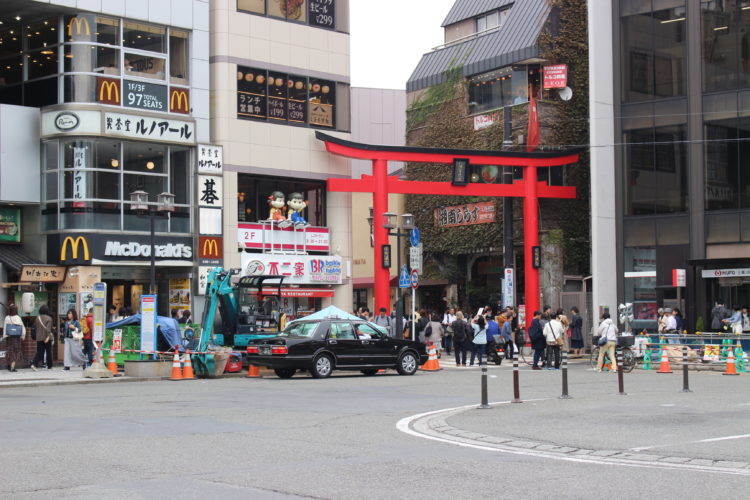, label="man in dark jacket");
[528,310,546,370]
[711,301,729,331]
[451,312,469,366]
